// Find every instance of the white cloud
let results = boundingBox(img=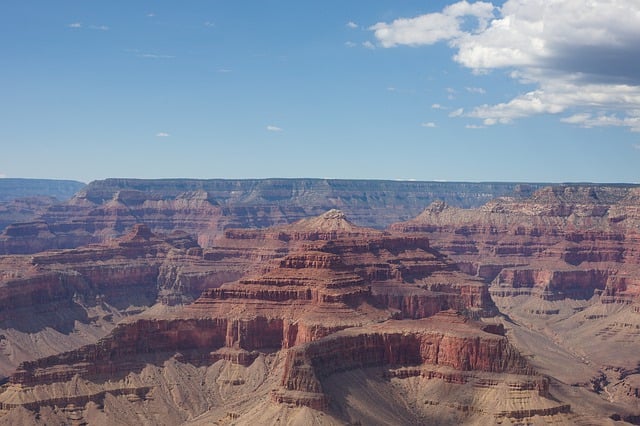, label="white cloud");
[147,13,155,18]
[560,111,640,133]
[370,1,495,47]
[156,132,170,137]
[465,124,485,129]
[344,41,357,48]
[68,22,108,31]
[266,125,283,132]
[138,53,175,59]
[421,122,437,128]
[362,41,376,50]
[431,103,446,109]
[346,21,358,29]
[449,108,464,117]
[204,21,215,27]
[217,68,232,73]
[371,0,640,132]
[465,86,486,94]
